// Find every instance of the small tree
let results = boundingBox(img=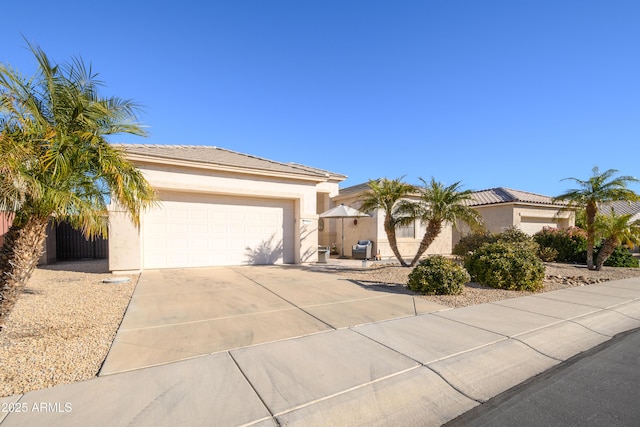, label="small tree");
[554,167,639,270]
[359,178,415,266]
[594,211,640,270]
[408,178,483,267]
